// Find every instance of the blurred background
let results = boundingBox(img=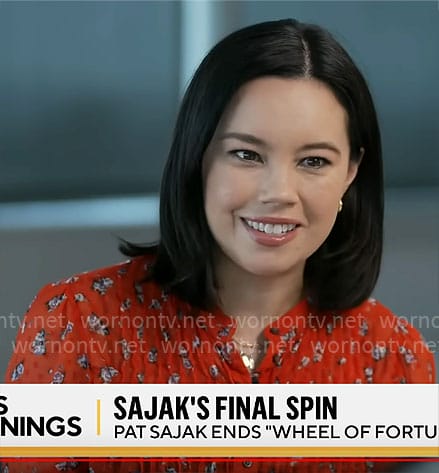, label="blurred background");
[0,1,438,468]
